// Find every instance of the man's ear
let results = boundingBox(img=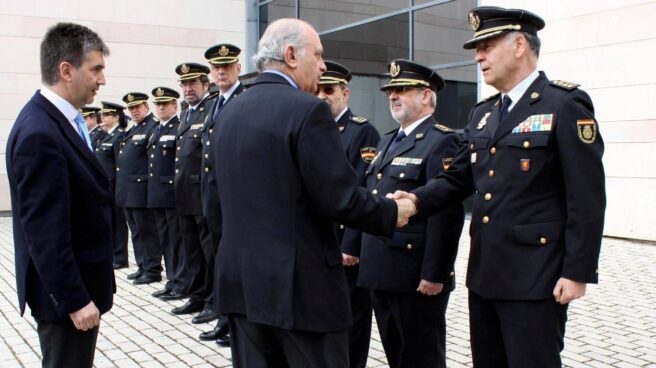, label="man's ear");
[283,44,297,69]
[60,61,74,82]
[513,33,528,58]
